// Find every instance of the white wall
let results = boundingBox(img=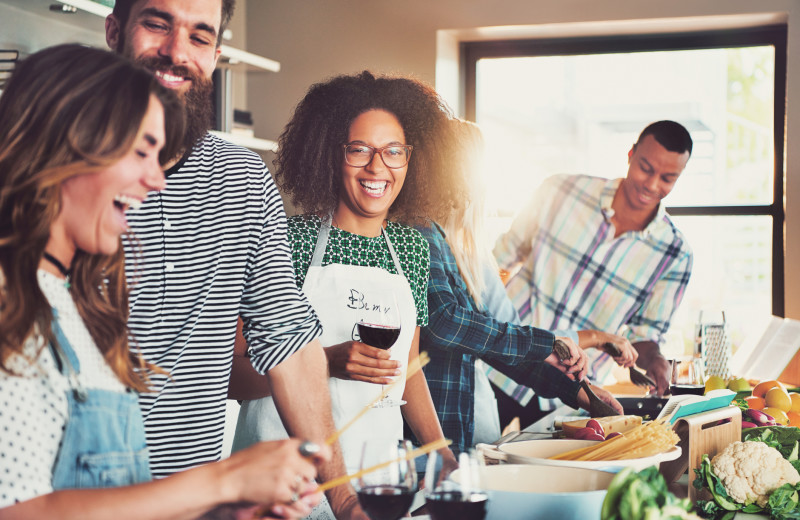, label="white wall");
[0,3,106,53]
[246,0,800,321]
